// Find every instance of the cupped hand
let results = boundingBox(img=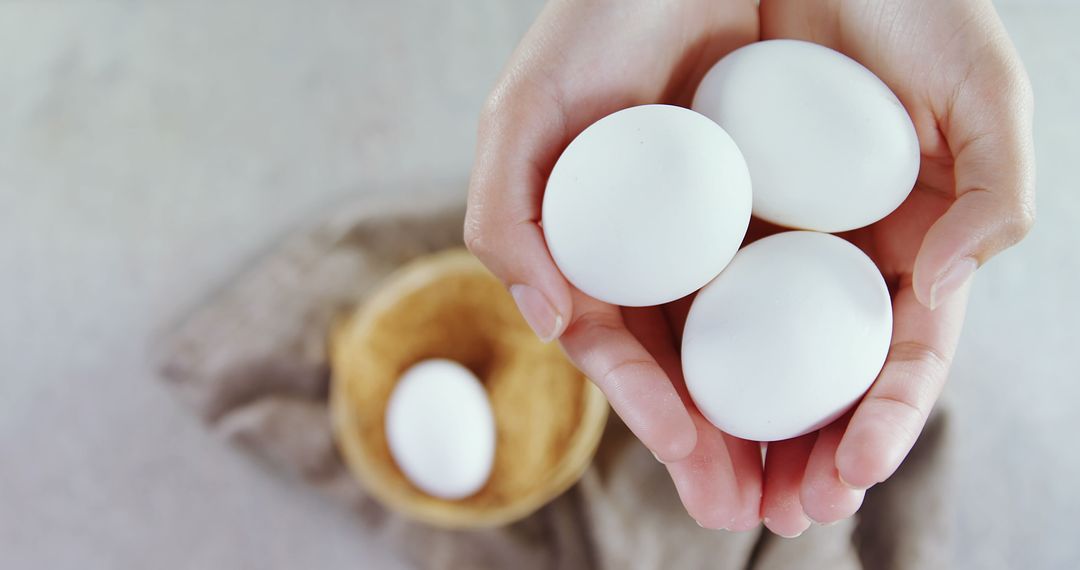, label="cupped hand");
[758,0,1035,537]
[465,0,765,530]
